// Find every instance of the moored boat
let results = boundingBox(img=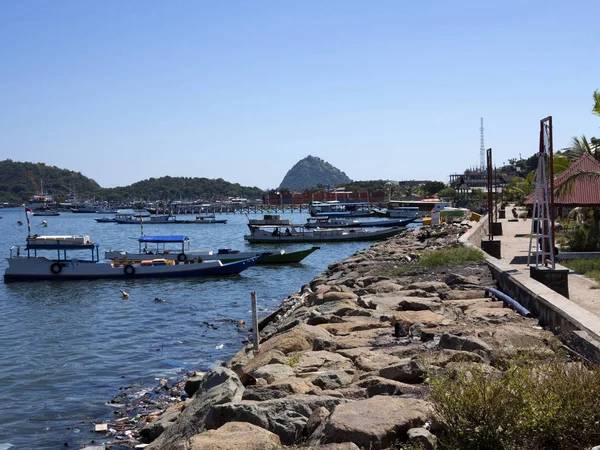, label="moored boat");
[104,235,319,264]
[247,214,295,227]
[32,207,60,216]
[244,225,405,243]
[4,235,261,282]
[95,216,117,223]
[304,215,418,229]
